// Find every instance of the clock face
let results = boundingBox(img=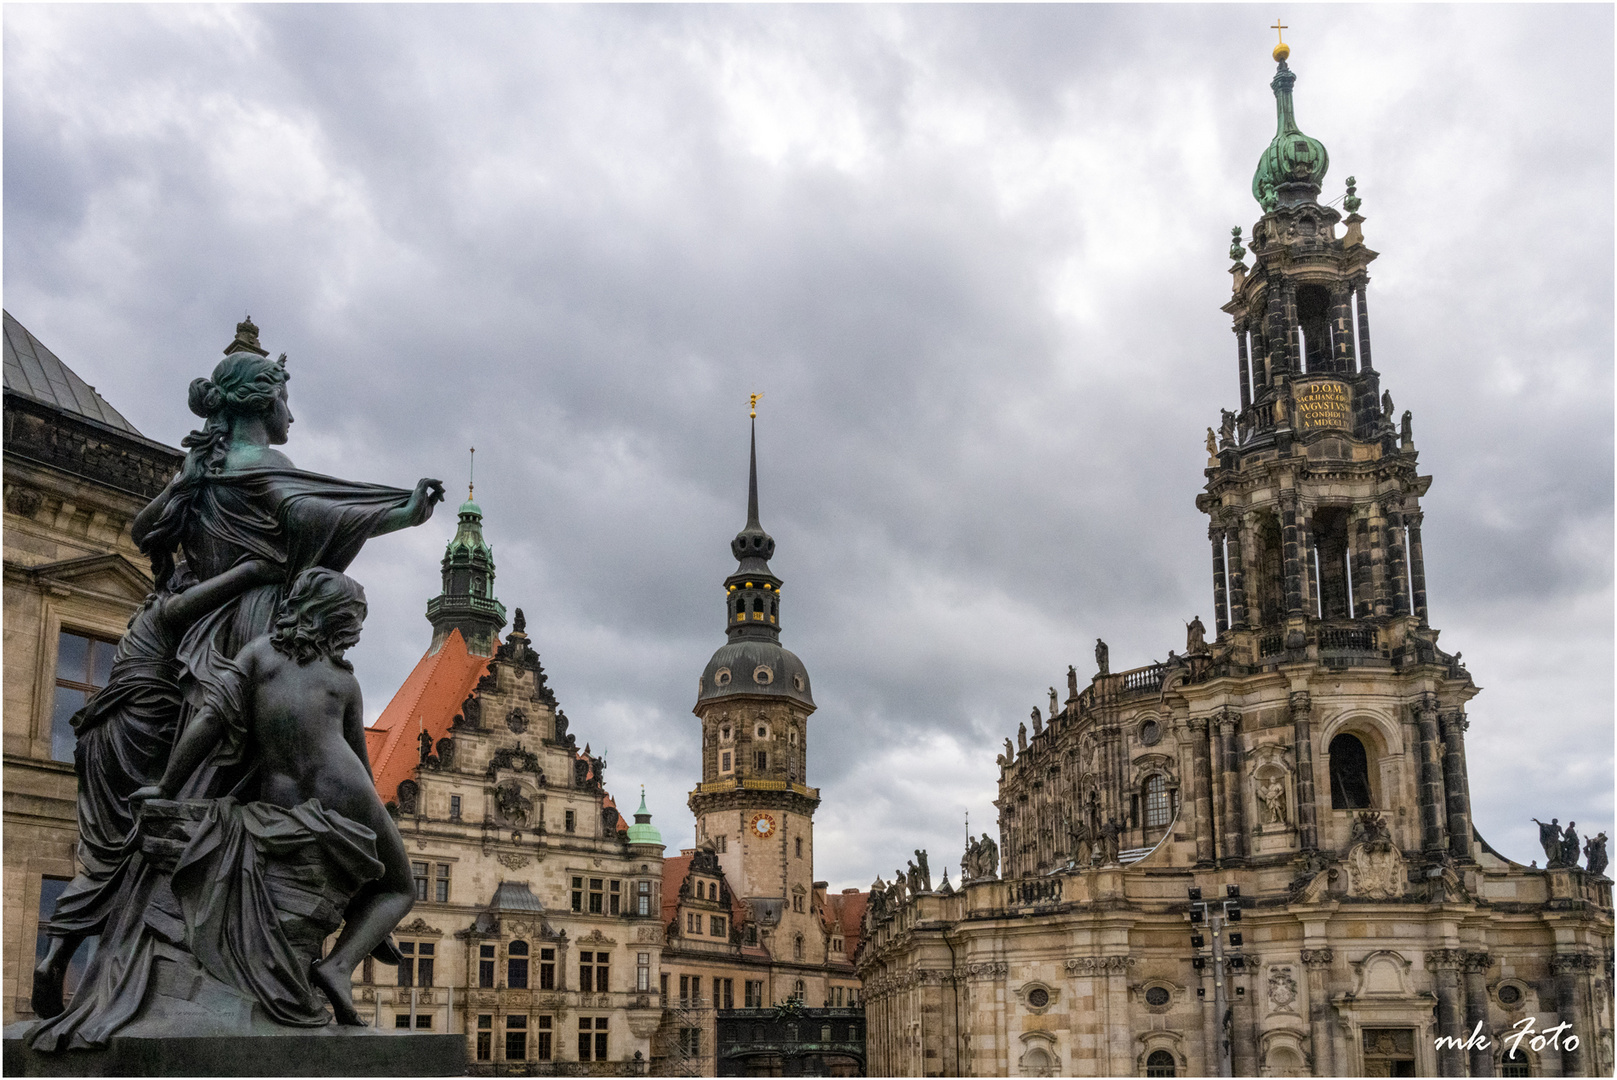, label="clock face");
[749,812,776,839]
